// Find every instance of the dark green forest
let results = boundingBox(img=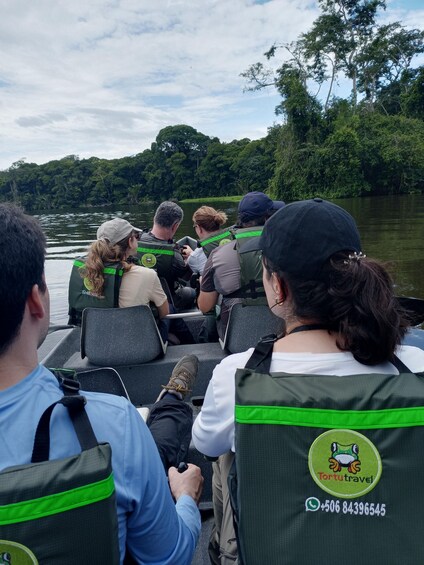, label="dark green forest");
[1,0,423,211]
